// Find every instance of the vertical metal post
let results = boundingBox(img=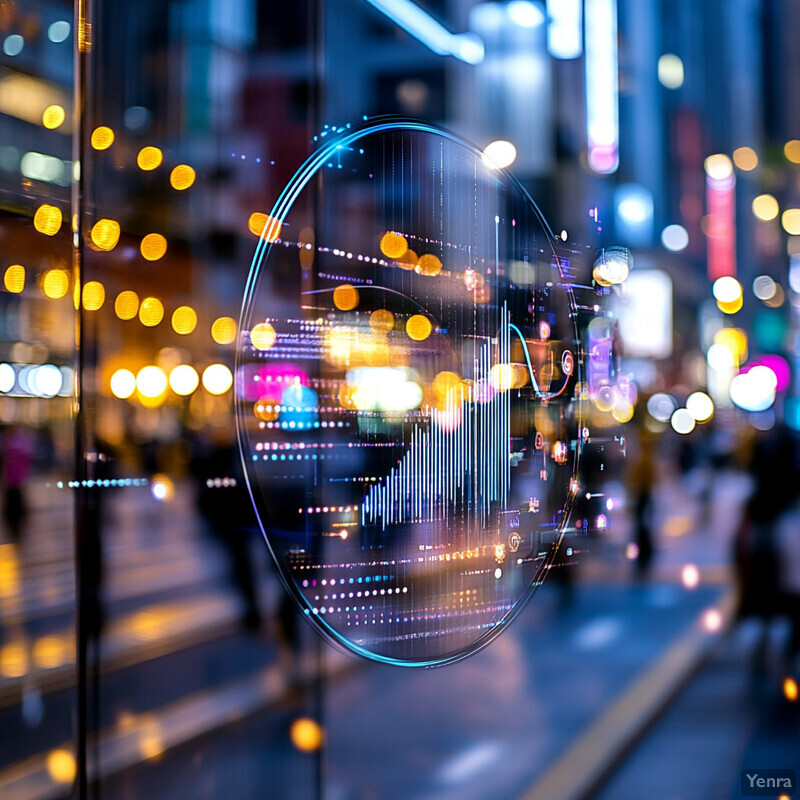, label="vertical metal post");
[71,0,90,796]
